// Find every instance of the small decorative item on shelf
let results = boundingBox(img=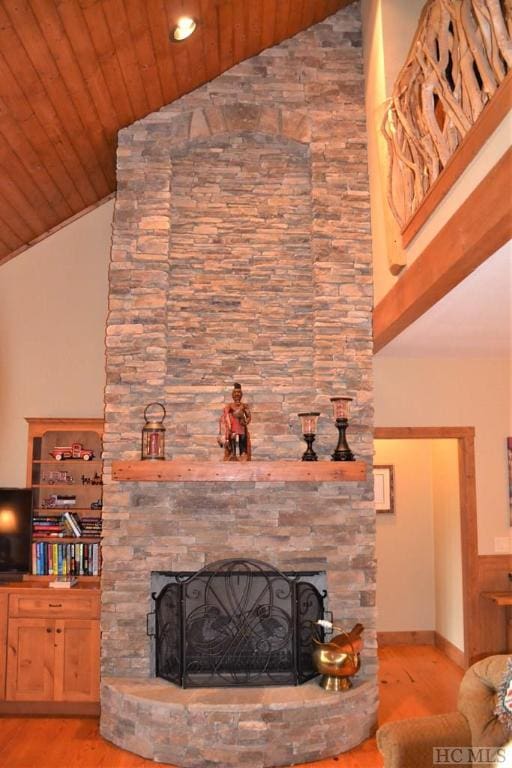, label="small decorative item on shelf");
[330,396,355,461]
[217,383,252,462]
[49,575,78,589]
[313,619,364,691]
[50,443,94,461]
[141,402,166,461]
[298,412,320,462]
